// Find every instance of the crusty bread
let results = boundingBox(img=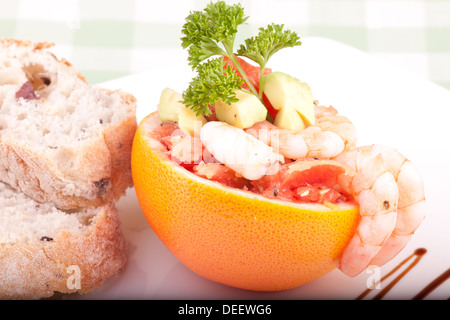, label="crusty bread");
[0,39,137,209]
[0,181,127,300]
